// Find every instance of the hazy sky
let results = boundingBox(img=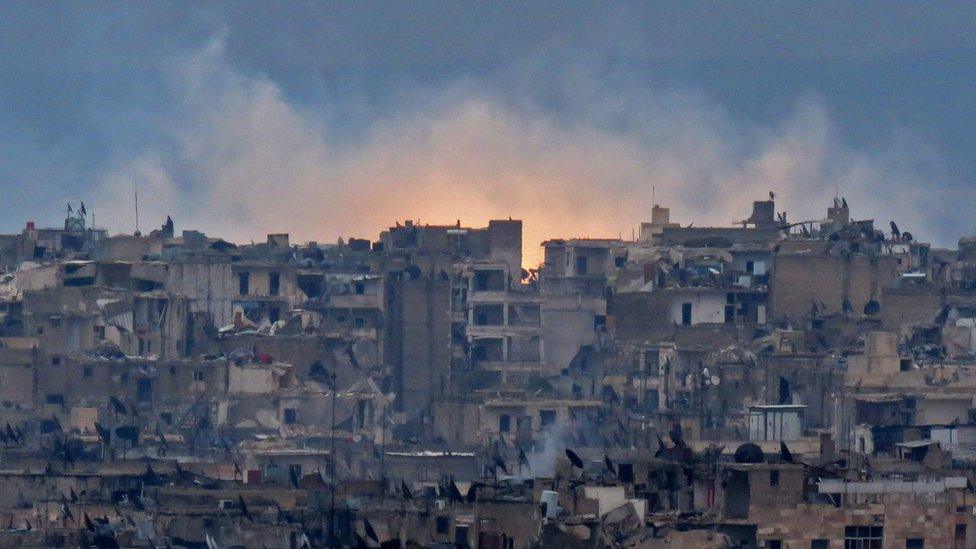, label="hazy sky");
[2,2,975,262]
